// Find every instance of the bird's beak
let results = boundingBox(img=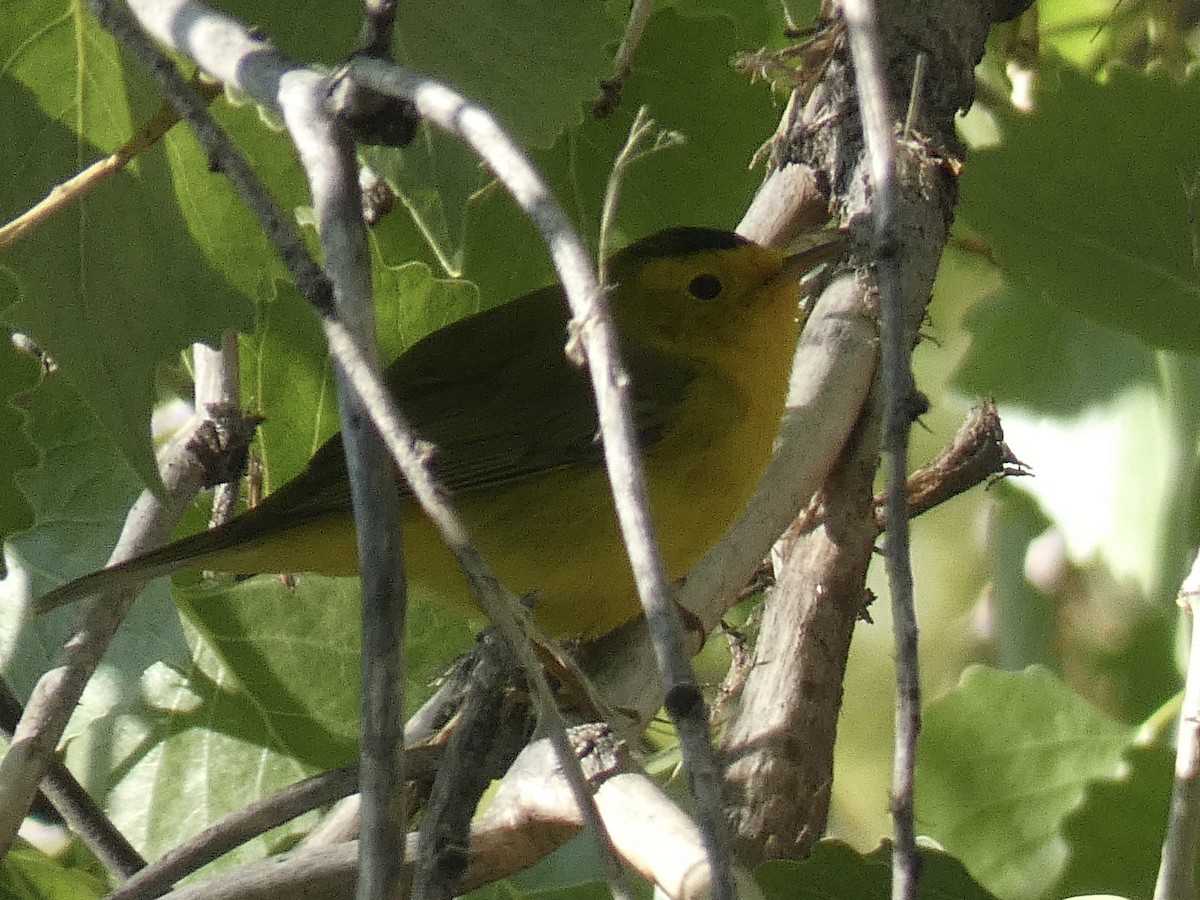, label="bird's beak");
[778,228,848,284]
